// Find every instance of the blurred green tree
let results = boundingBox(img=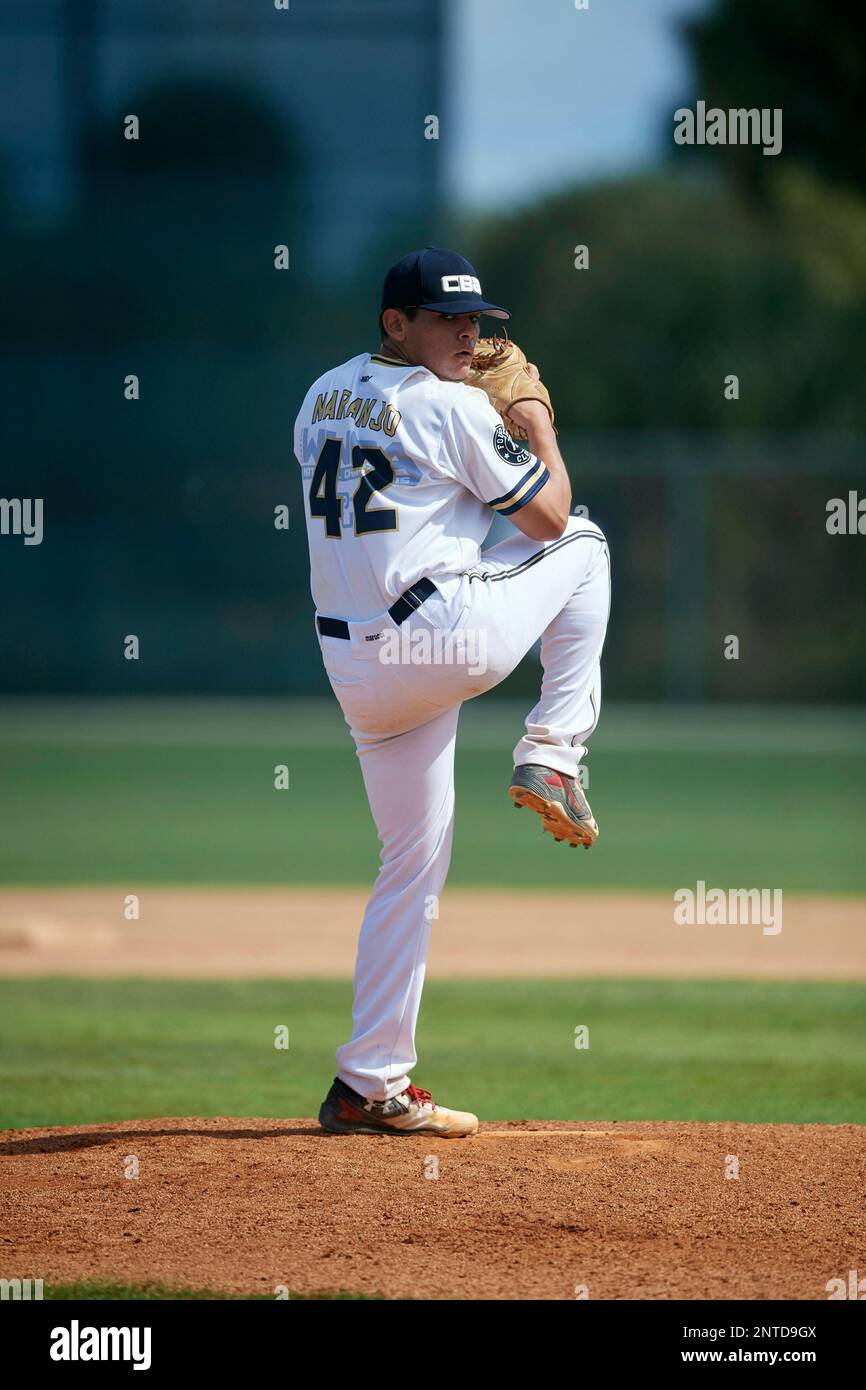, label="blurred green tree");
[468,172,865,430]
[681,0,866,201]
[680,0,866,304]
